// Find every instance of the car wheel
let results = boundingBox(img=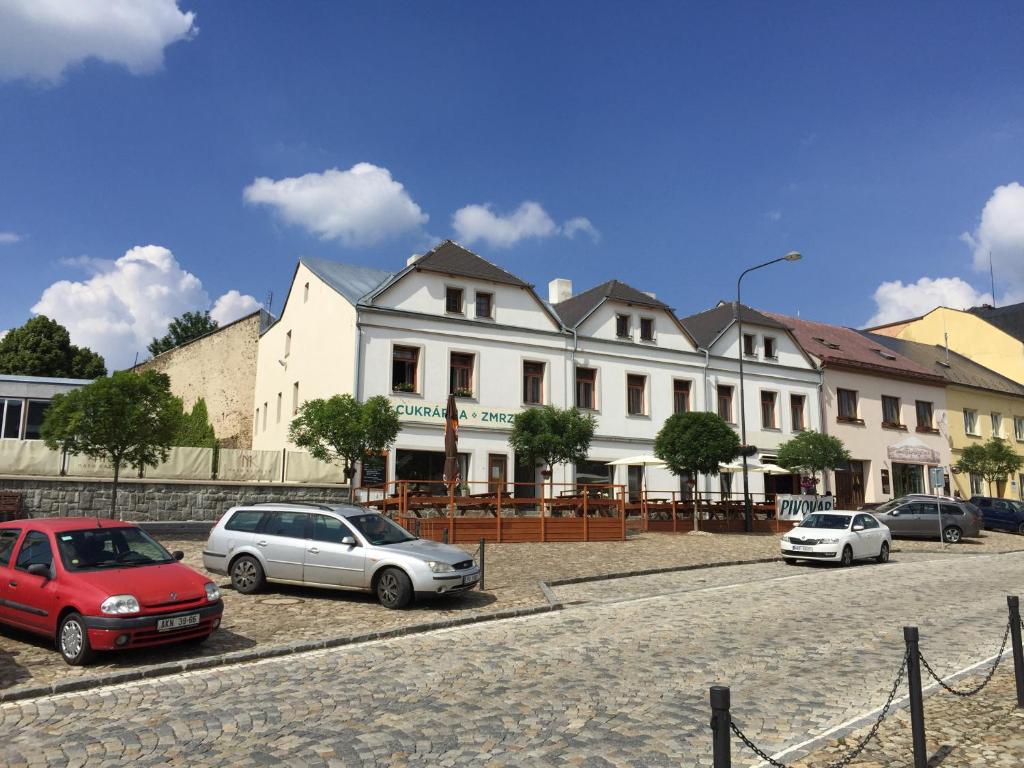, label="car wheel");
[230,555,265,594]
[942,526,962,544]
[376,568,412,609]
[840,545,853,567]
[876,541,890,564]
[58,612,95,666]
[1017,522,1024,536]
